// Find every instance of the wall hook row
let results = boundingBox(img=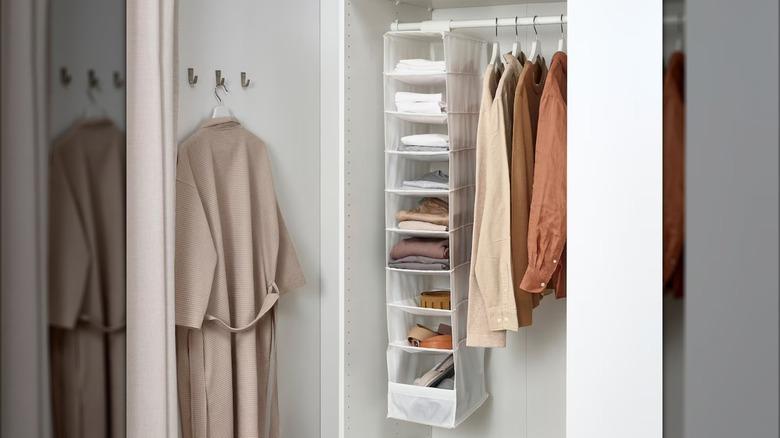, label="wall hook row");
[186,68,251,89]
